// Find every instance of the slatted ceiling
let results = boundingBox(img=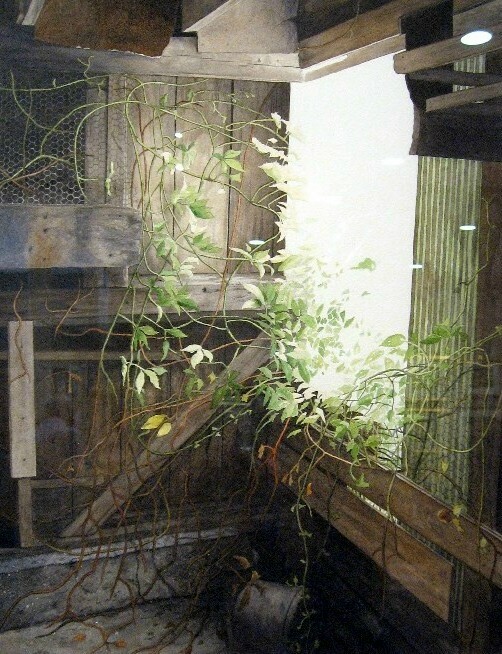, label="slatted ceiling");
[406,154,481,505]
